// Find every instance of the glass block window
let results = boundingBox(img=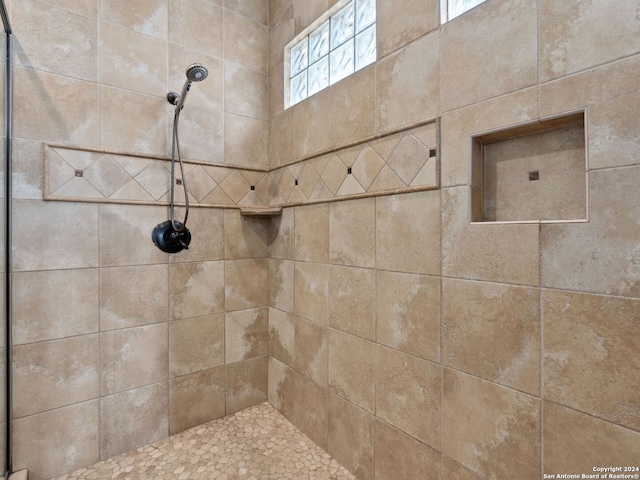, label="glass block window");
[285,0,376,108]
[441,0,488,22]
